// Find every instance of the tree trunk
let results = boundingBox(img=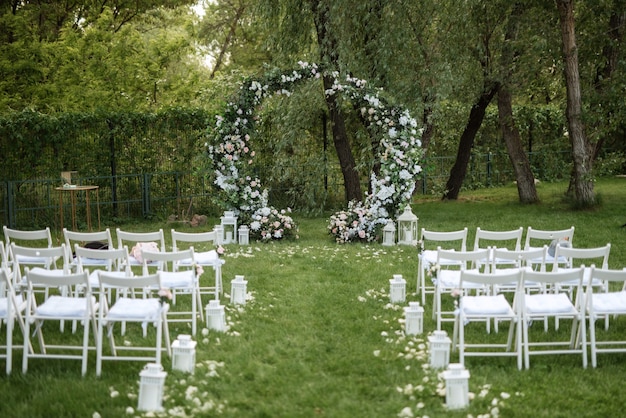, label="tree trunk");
[498,88,539,203]
[556,0,595,206]
[497,2,539,204]
[310,0,362,203]
[442,84,498,200]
